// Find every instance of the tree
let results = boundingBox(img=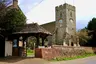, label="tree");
[87,18,96,31]
[0,8,26,33]
[0,0,26,34]
[0,2,6,23]
[87,18,96,39]
[87,17,96,46]
[27,36,36,49]
[0,2,6,11]
[77,27,90,46]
